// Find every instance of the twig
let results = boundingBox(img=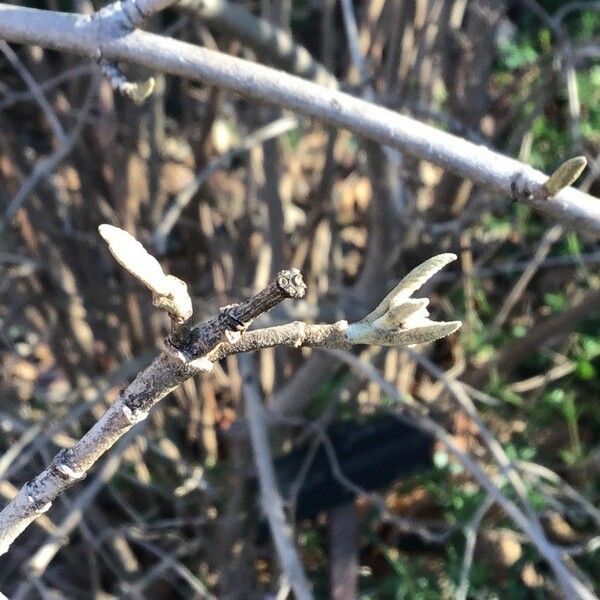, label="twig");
[123,537,215,598]
[0,63,94,111]
[407,349,544,528]
[314,427,450,544]
[0,41,67,144]
[493,224,563,329]
[1,3,600,233]
[0,73,99,230]
[329,503,358,600]
[0,354,153,483]
[240,354,313,600]
[456,495,494,600]
[517,461,600,528]
[507,360,576,393]
[339,0,369,91]
[0,425,42,480]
